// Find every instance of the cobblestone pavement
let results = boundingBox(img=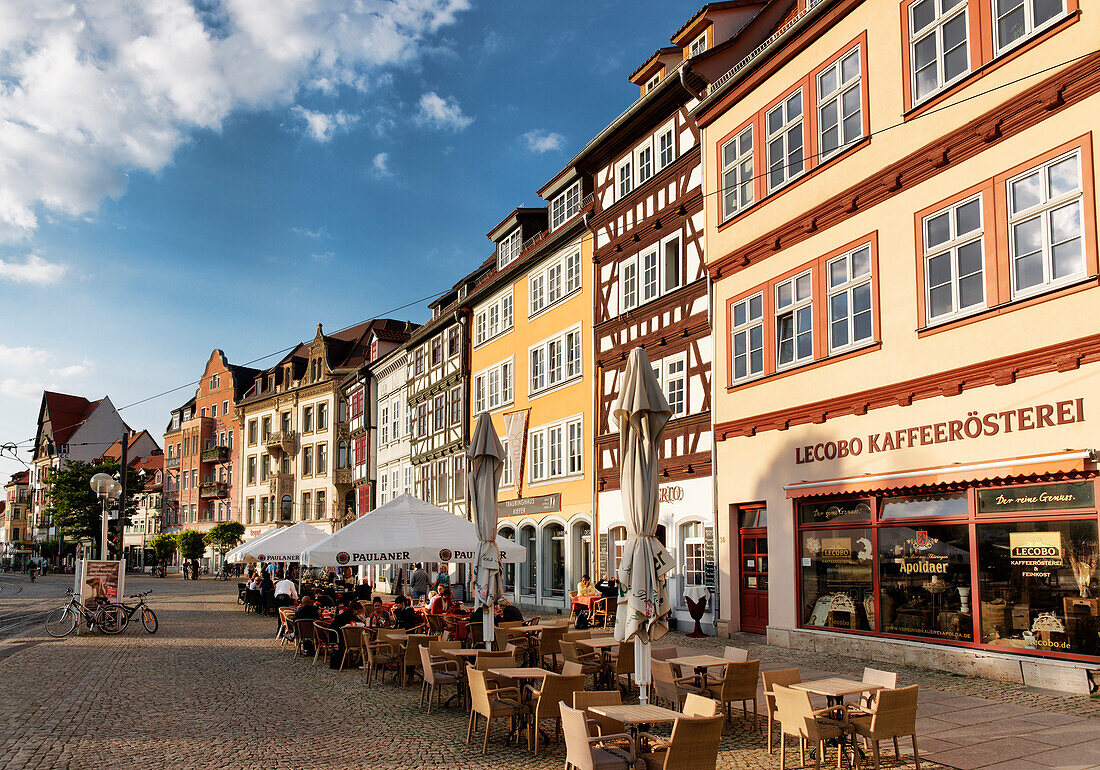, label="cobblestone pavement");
[0,577,1095,769]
